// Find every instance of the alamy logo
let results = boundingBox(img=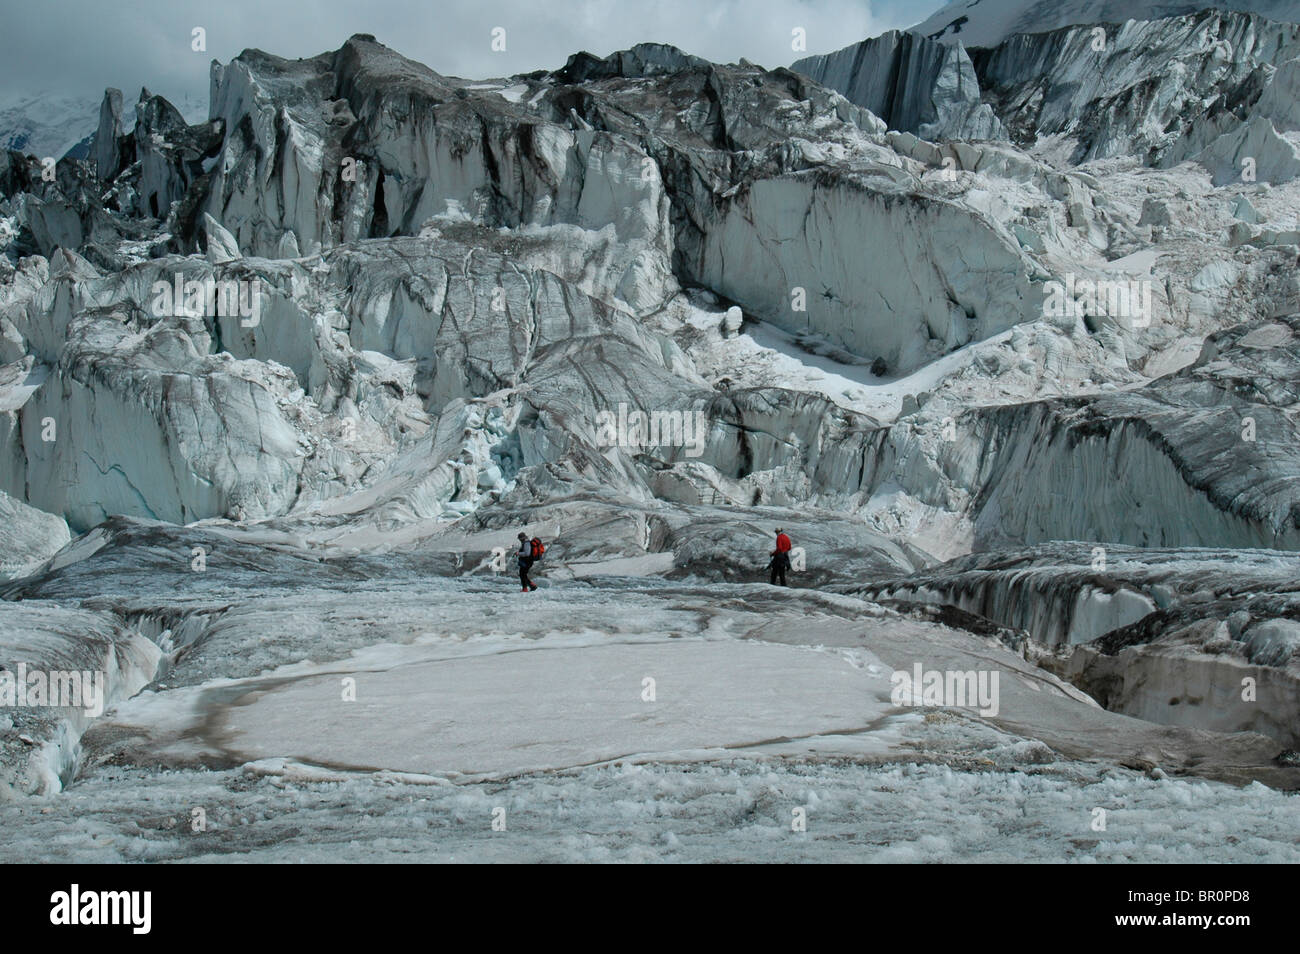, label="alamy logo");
[50,884,151,934]
[1042,273,1152,328]
[594,403,707,458]
[150,274,263,326]
[0,664,105,717]
[890,664,1000,717]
